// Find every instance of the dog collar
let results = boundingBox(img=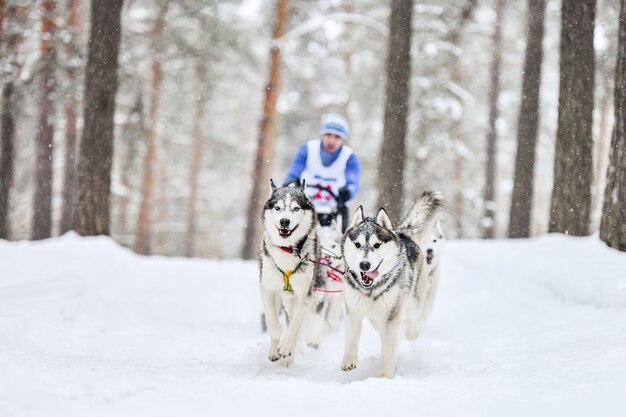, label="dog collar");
[278,235,308,258]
